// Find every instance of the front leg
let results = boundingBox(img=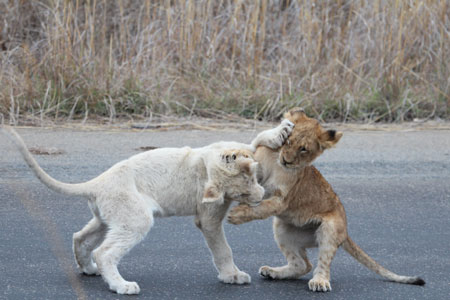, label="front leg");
[200,221,250,284]
[196,207,250,284]
[251,119,294,151]
[228,193,286,225]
